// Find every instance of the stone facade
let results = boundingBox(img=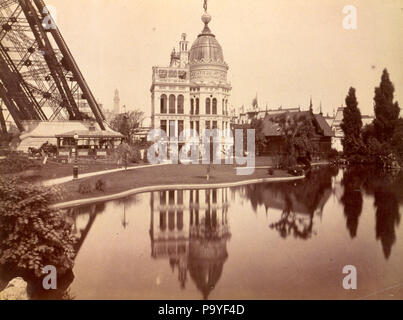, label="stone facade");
[150,13,232,144]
